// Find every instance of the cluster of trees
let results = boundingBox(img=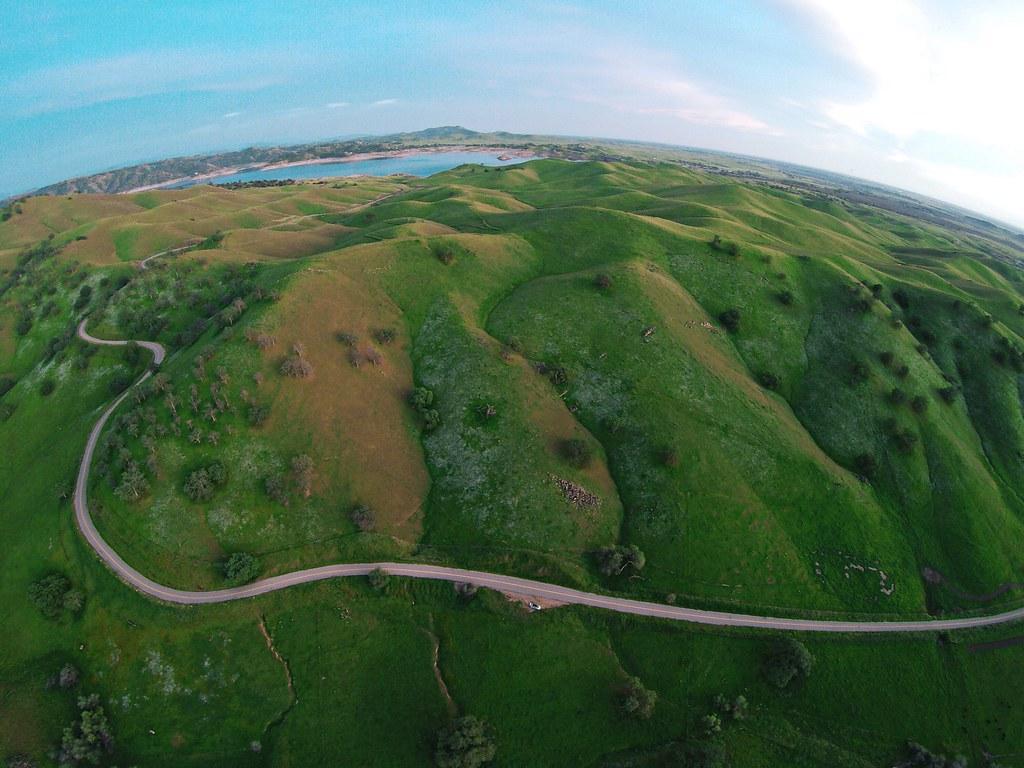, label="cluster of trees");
[54,694,114,768]
[410,387,441,431]
[28,574,85,620]
[434,716,495,768]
